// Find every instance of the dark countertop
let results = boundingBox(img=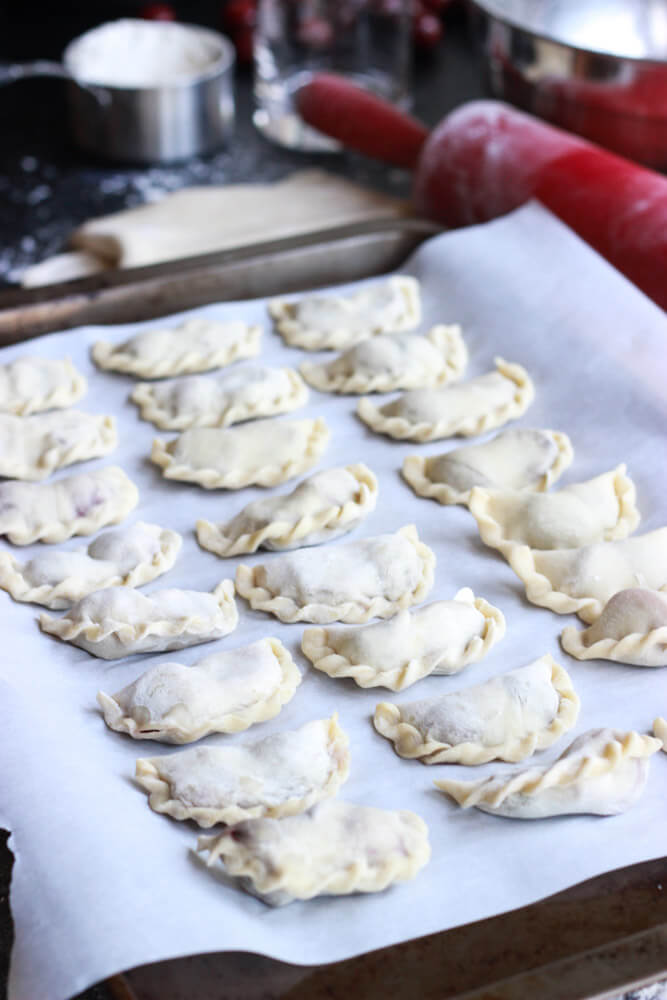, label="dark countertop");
[0,9,483,286]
